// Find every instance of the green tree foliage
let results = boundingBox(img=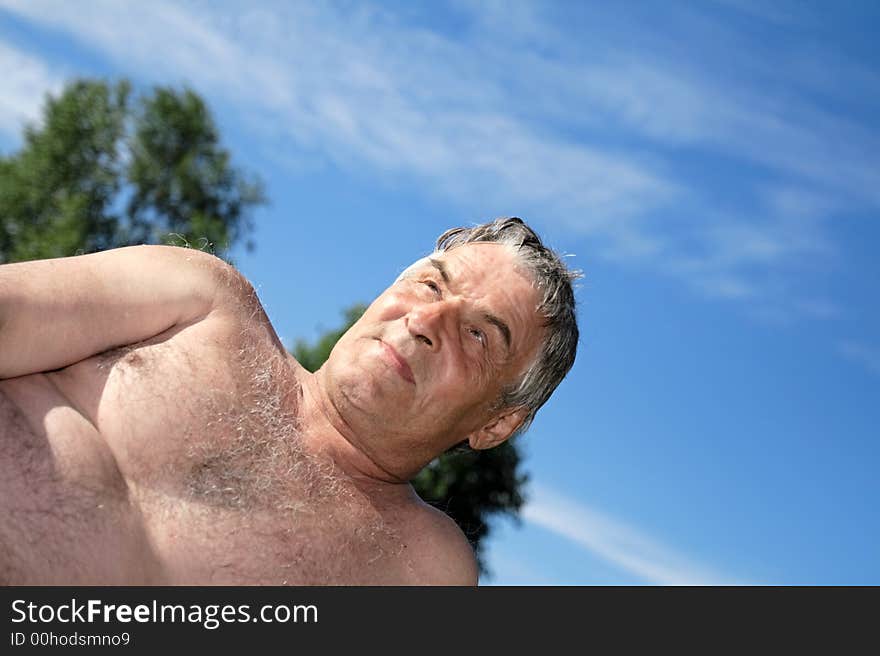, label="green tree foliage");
[293,305,528,576]
[0,79,264,263]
